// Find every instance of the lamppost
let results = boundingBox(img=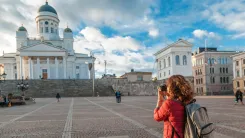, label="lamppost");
[0,72,7,95]
[17,77,29,97]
